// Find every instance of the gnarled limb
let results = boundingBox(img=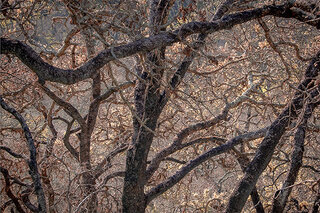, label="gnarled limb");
[272,102,313,212]
[0,2,306,85]
[145,127,267,204]
[0,96,47,213]
[147,78,264,180]
[226,51,320,213]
